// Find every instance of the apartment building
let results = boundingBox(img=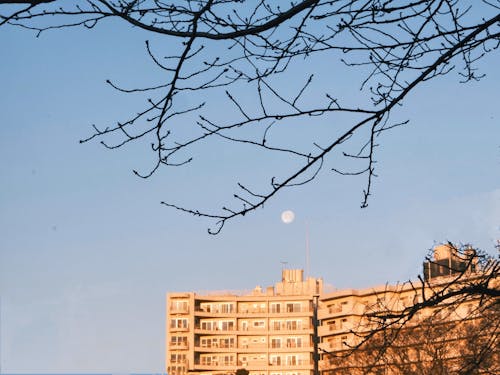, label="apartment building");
[167,244,496,375]
[166,269,323,375]
[318,244,495,374]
